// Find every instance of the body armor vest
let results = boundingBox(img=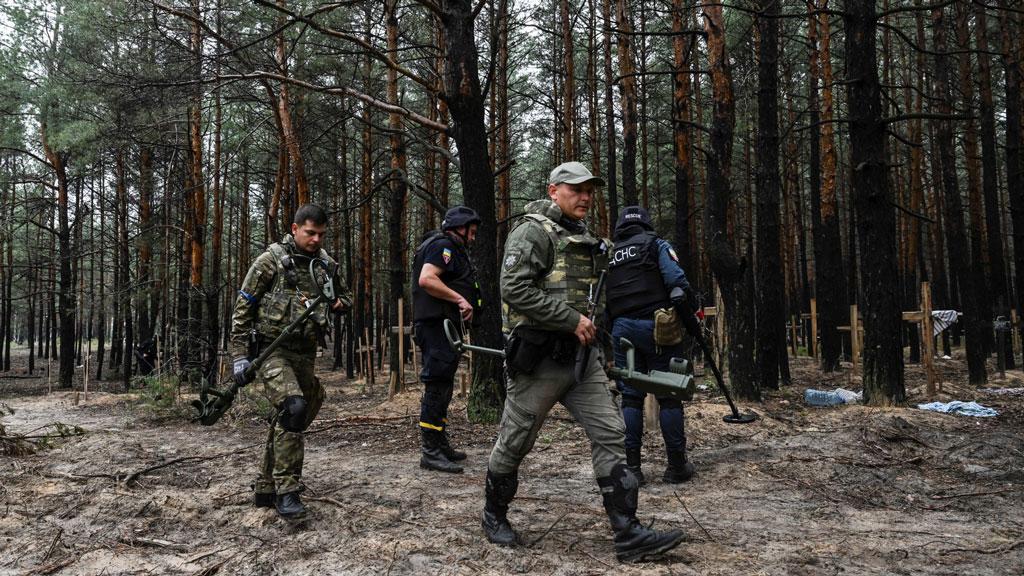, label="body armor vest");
[606,230,670,319]
[412,231,480,322]
[256,241,331,349]
[503,213,609,332]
